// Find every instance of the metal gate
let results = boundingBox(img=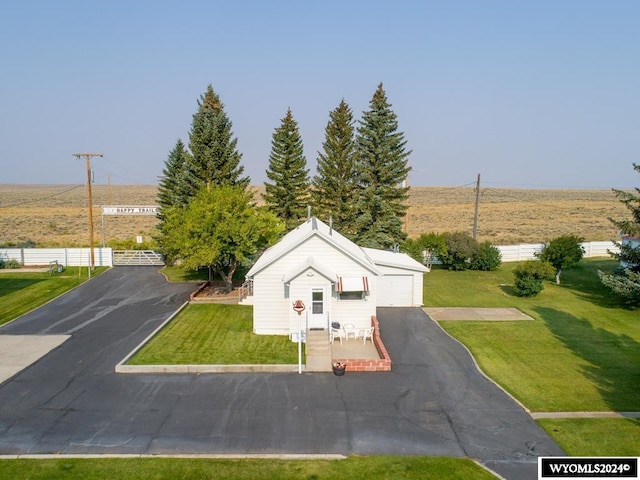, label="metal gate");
[113,250,164,266]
